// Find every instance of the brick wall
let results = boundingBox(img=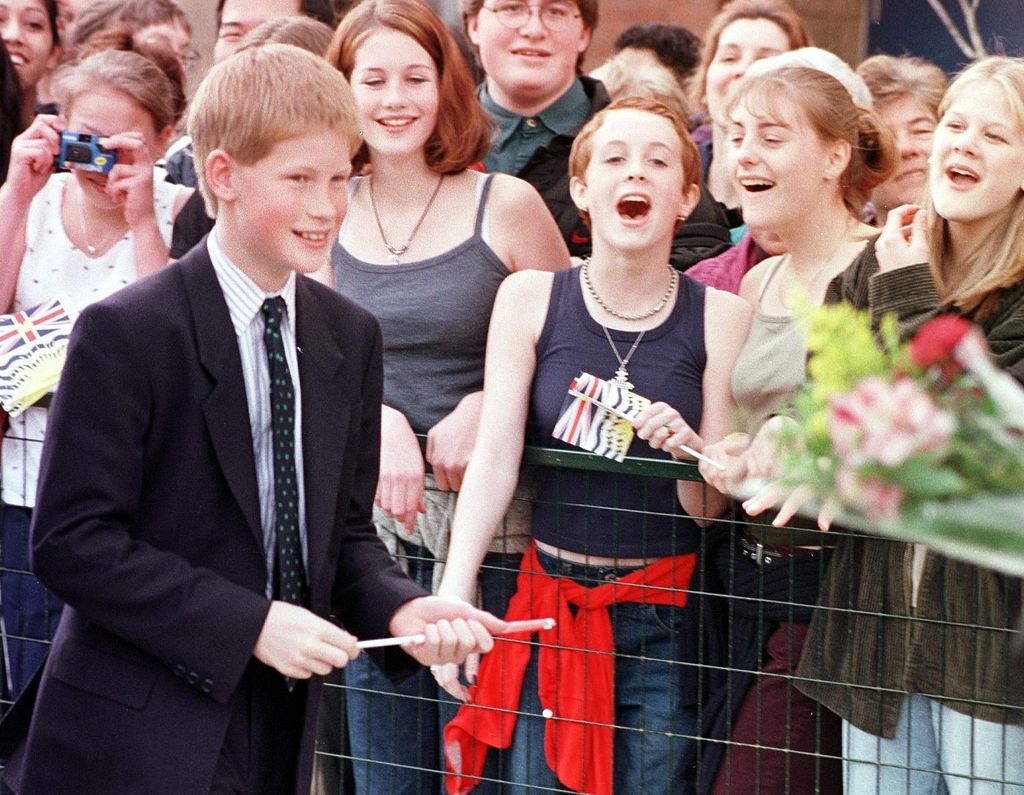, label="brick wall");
[584,0,868,70]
